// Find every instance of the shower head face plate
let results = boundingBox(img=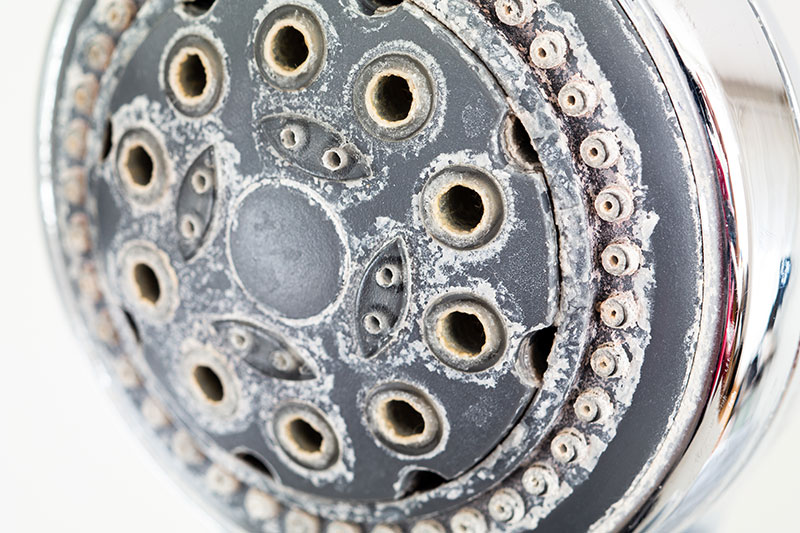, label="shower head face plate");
[40,0,723,531]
